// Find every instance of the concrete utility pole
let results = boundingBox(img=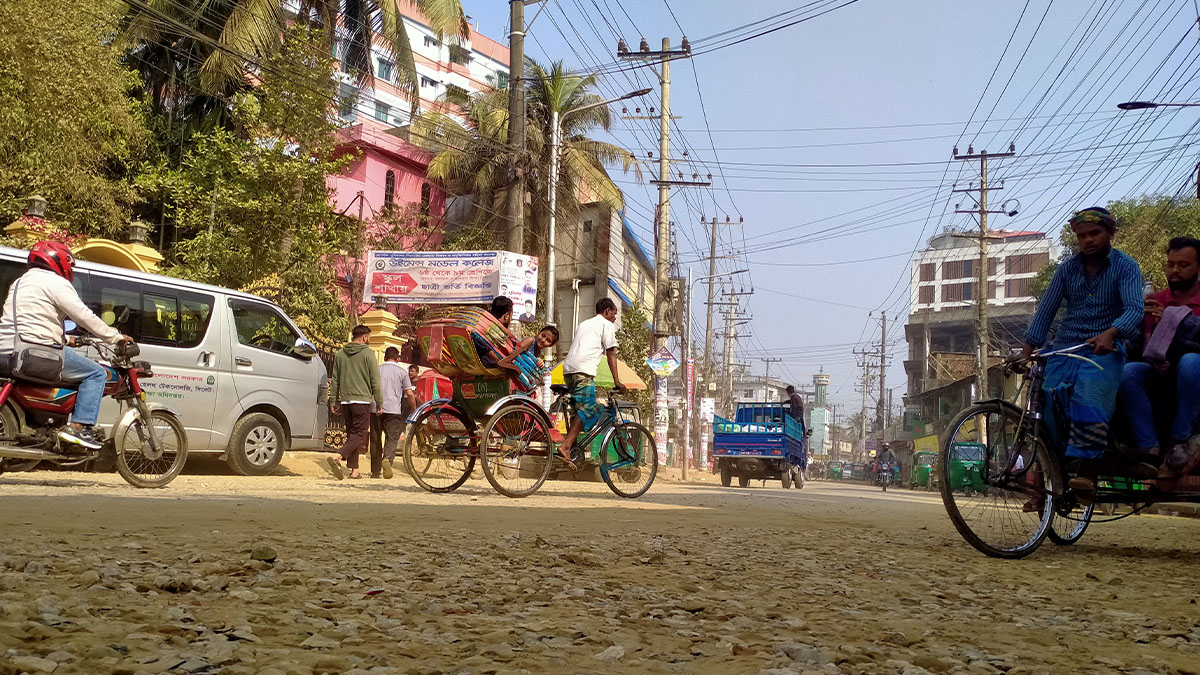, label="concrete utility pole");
[505,1,528,253]
[701,216,741,389]
[853,347,875,461]
[876,311,887,438]
[761,357,782,399]
[953,144,1016,399]
[618,36,700,466]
